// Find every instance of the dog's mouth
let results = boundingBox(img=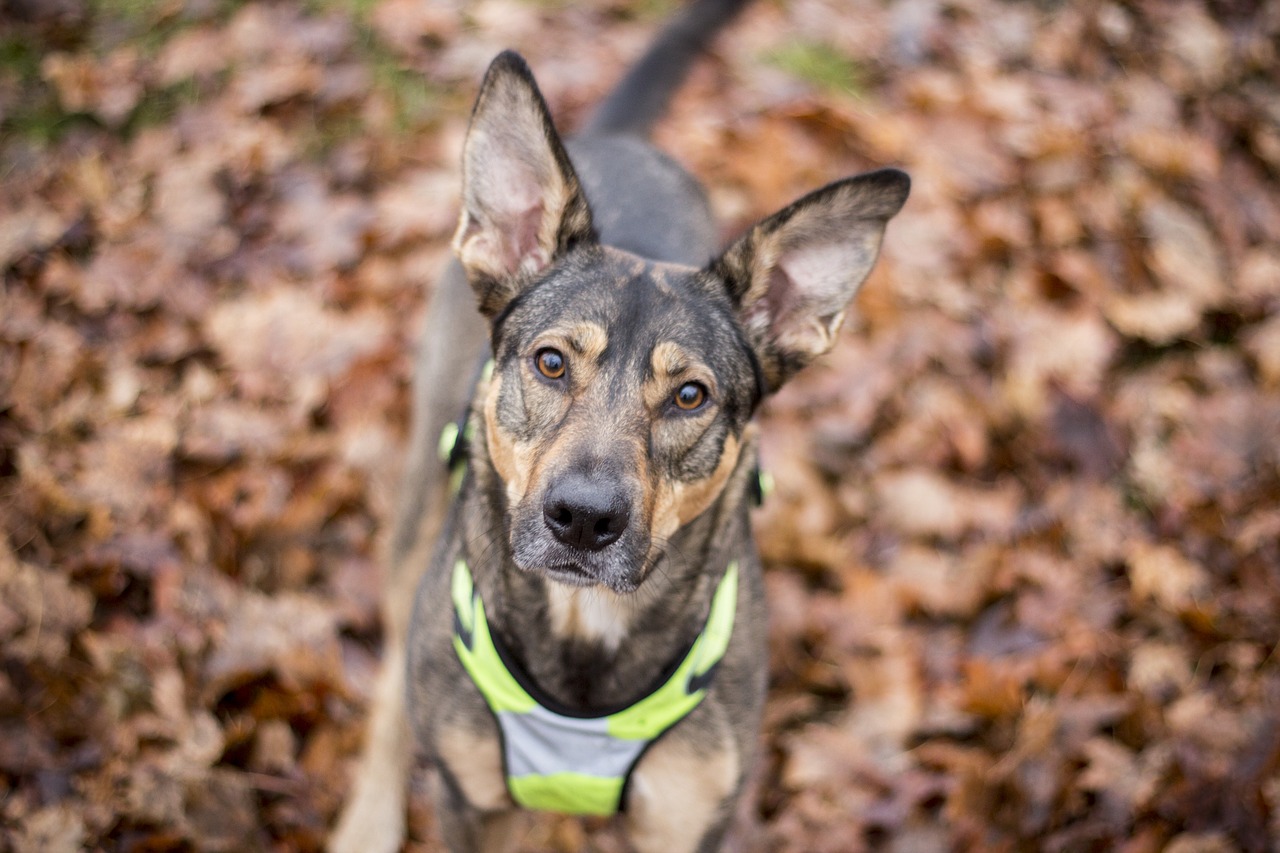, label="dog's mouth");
[543,562,596,587]
[514,553,644,595]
